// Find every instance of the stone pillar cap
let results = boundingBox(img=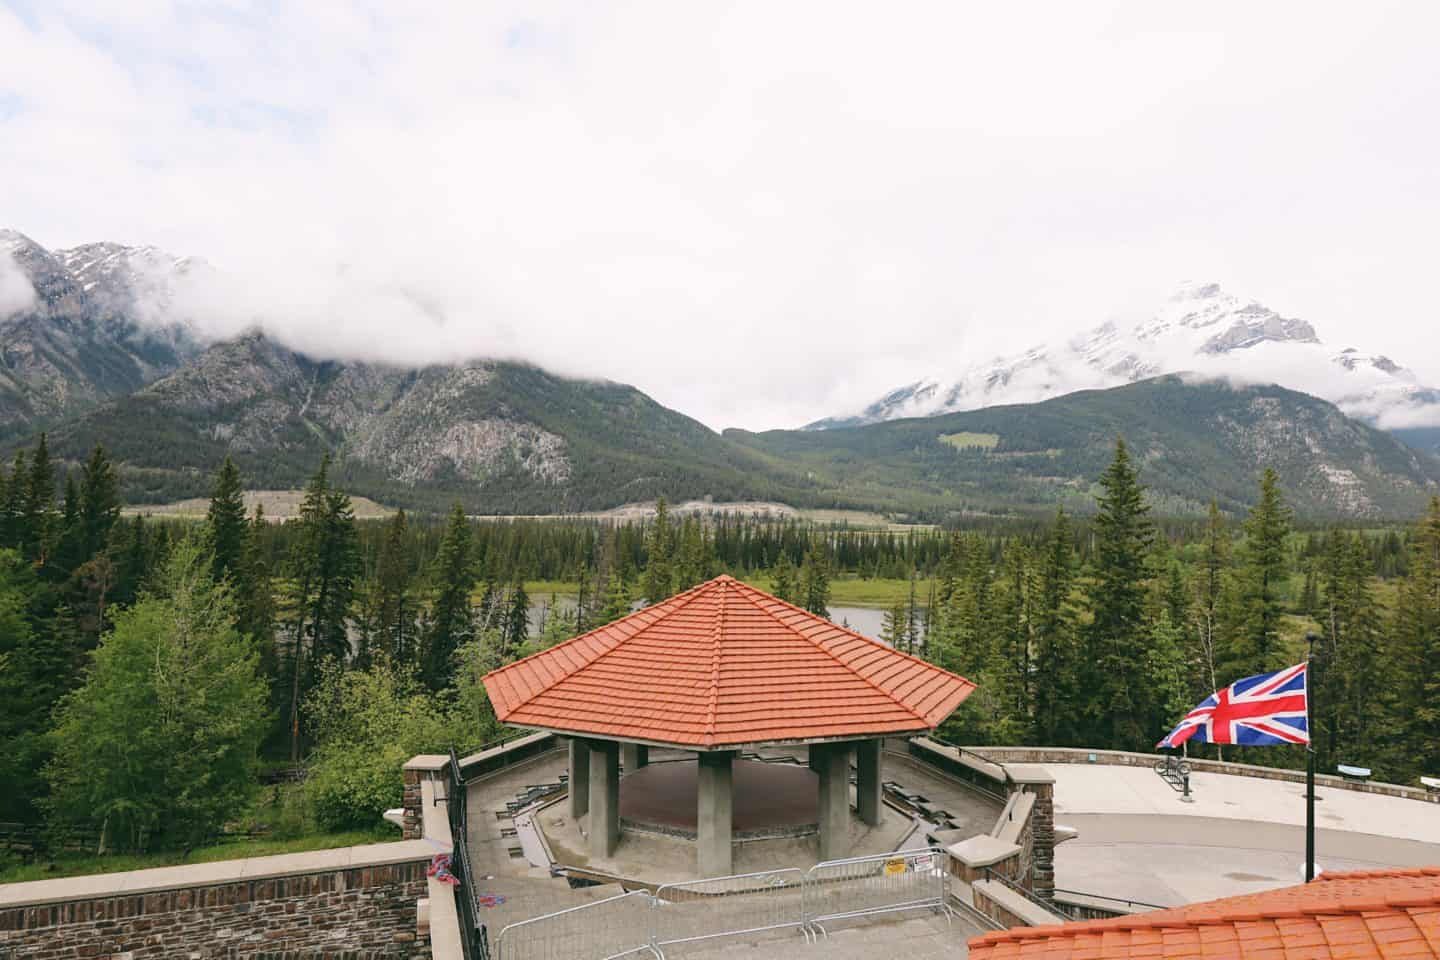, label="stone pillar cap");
[947,834,1022,868]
